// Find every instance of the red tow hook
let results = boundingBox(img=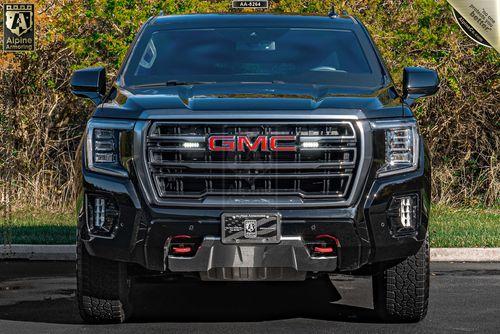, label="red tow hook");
[172,246,192,254]
[168,235,198,256]
[313,246,334,254]
[309,234,340,256]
